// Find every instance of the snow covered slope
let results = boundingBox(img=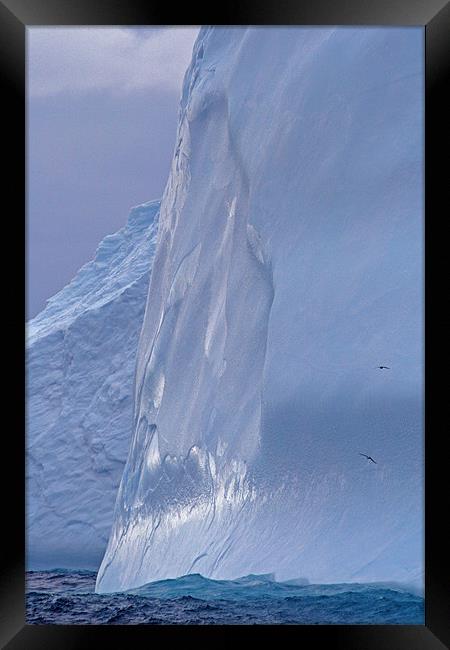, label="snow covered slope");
[26,200,160,569]
[94,27,424,593]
